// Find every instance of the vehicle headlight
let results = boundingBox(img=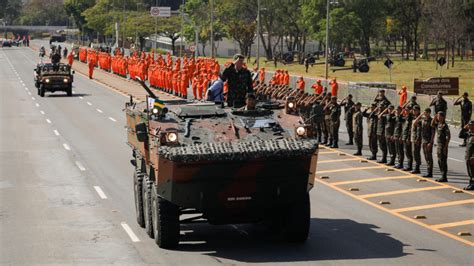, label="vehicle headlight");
[166,132,178,143]
[45,78,50,83]
[296,126,306,136]
[152,107,159,114]
[288,102,294,108]
[63,78,69,83]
